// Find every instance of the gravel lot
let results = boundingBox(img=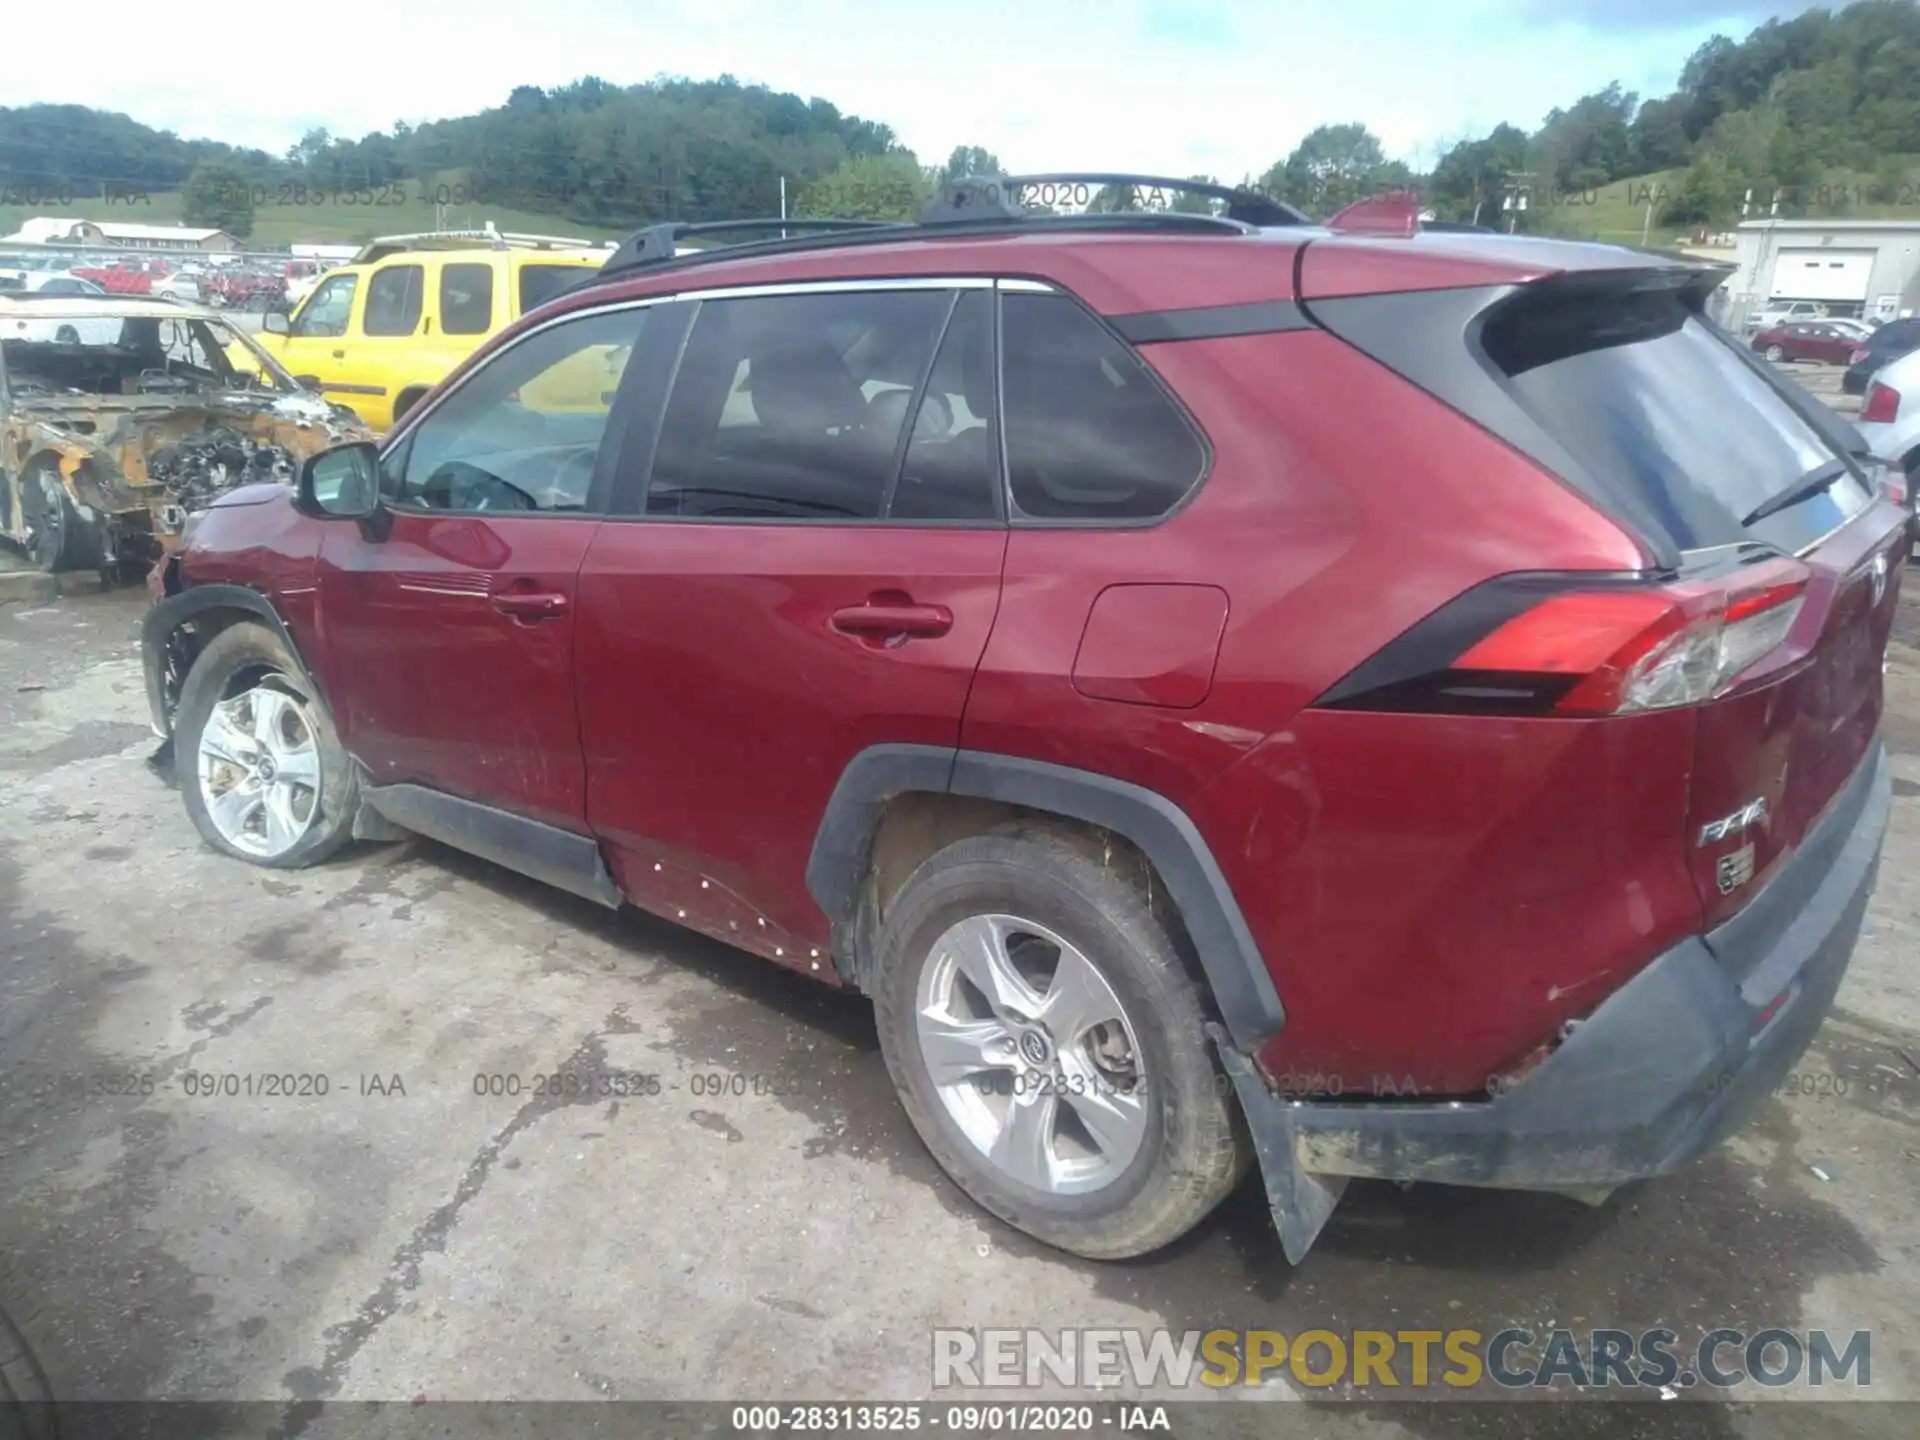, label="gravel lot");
[1,367,1917,1436]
